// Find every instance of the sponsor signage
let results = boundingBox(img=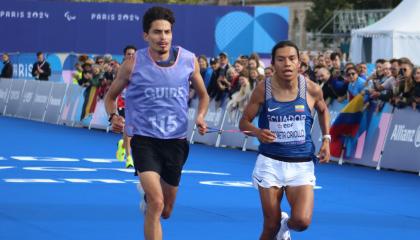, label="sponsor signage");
[380,108,420,172]
[0,1,288,59]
